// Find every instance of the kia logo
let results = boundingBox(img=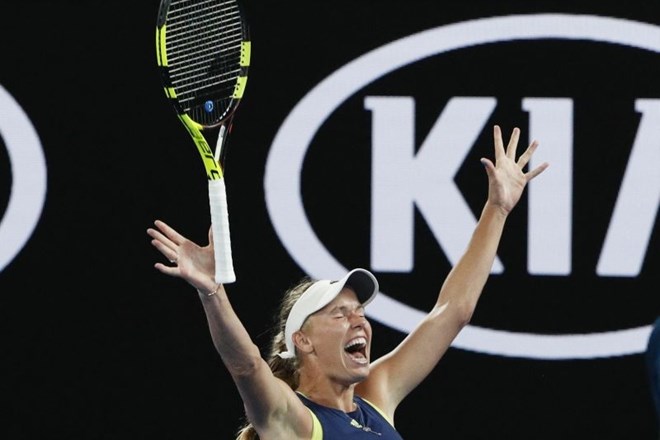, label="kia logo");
[264,14,658,359]
[0,85,47,273]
